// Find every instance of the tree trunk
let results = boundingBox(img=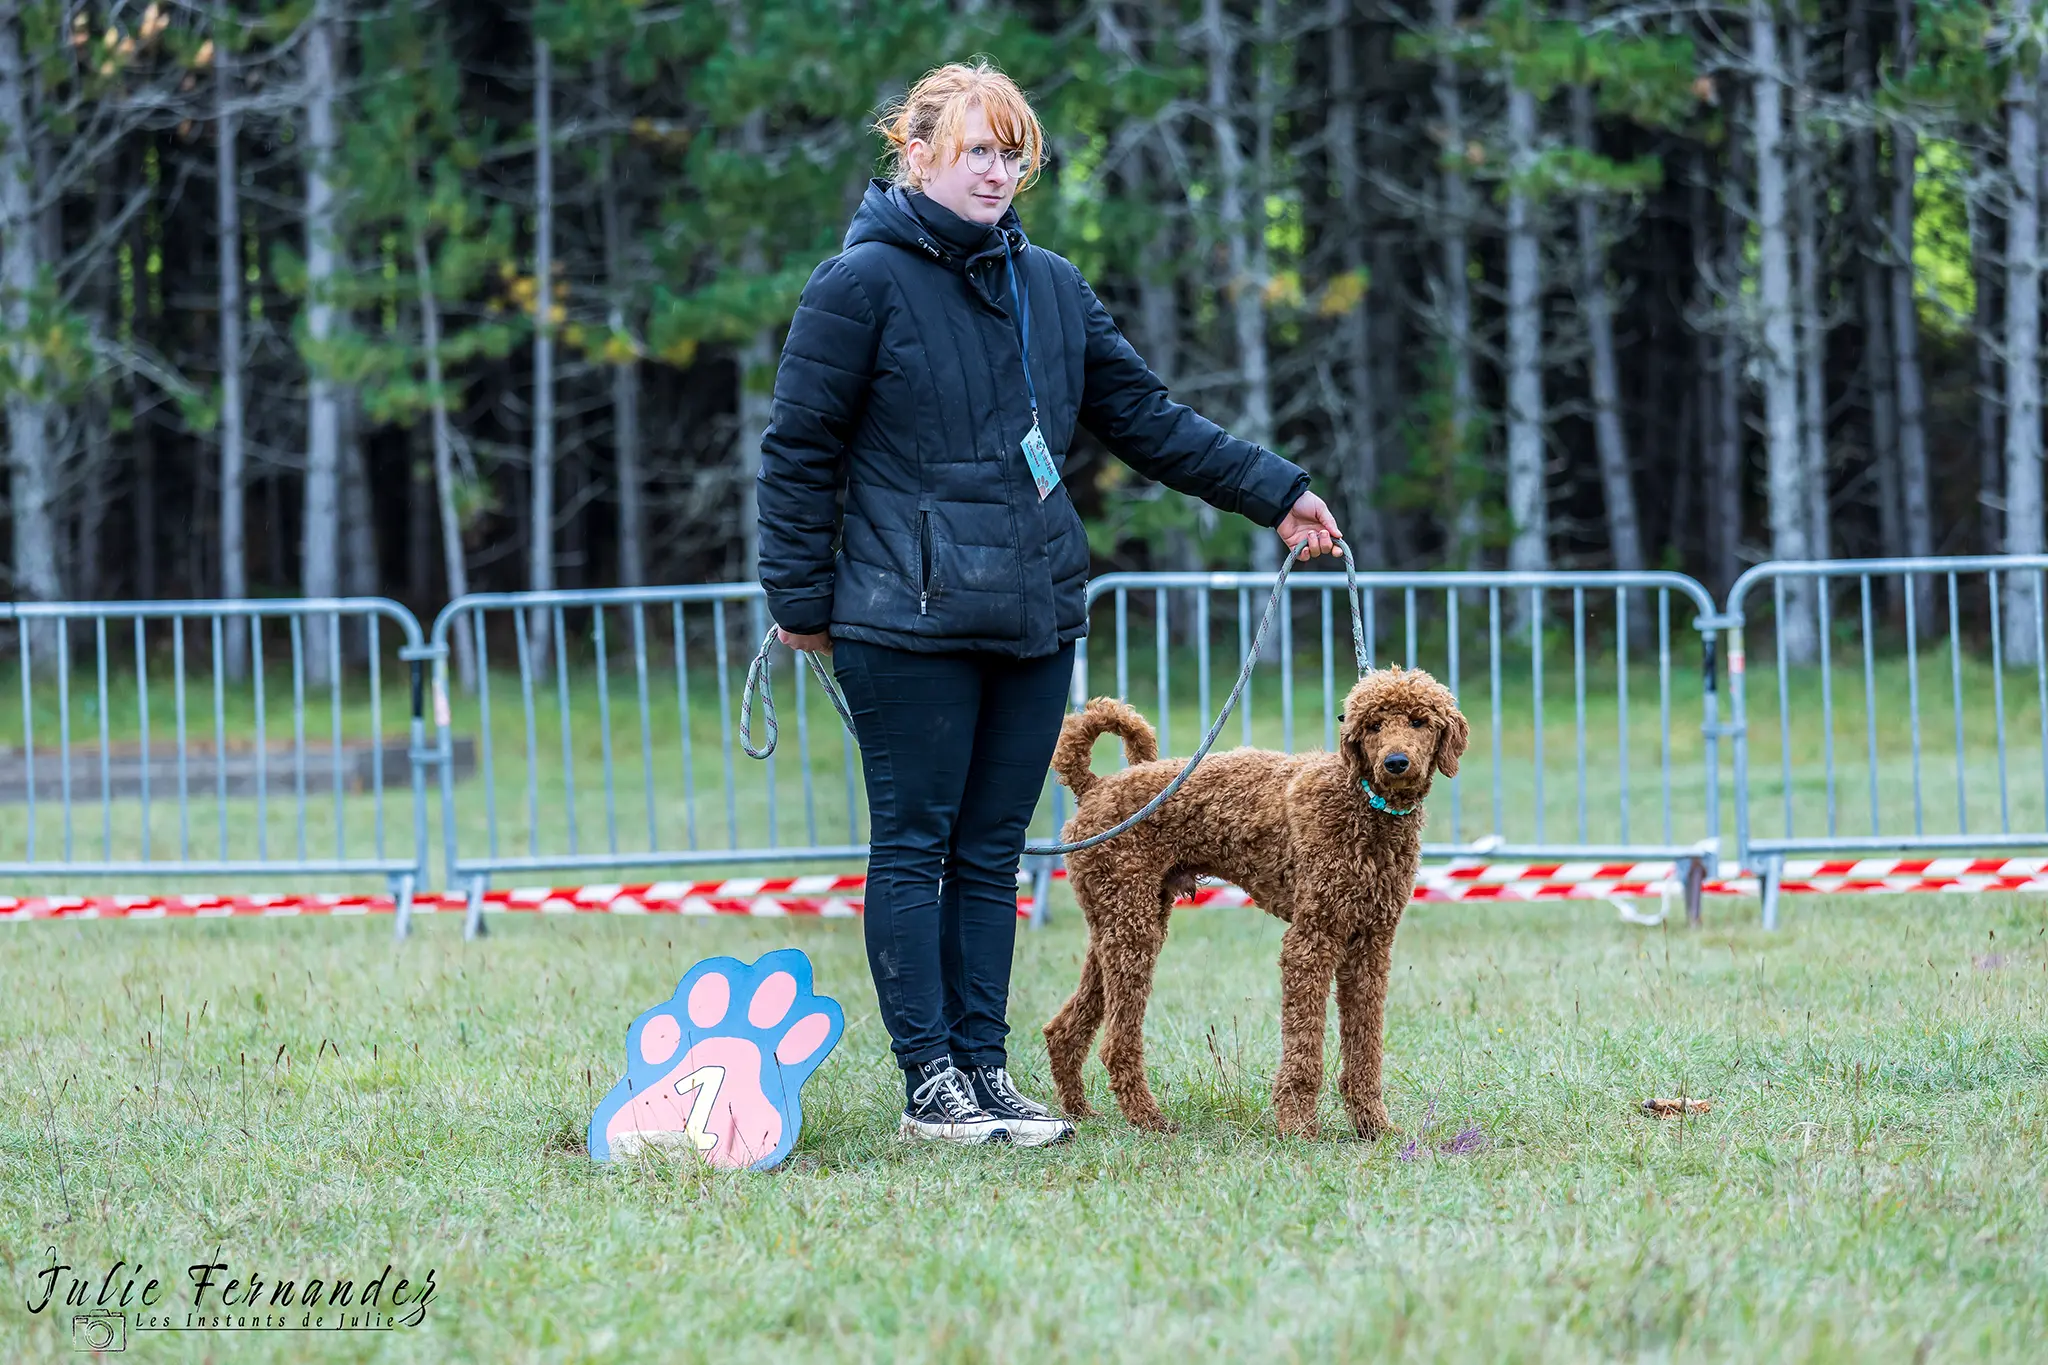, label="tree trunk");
[413,226,477,688]
[1432,0,1480,567]
[1136,136,1179,387]
[0,13,64,608]
[1503,81,1547,581]
[598,64,645,589]
[1139,4,1202,575]
[1326,0,1384,569]
[1890,0,1934,600]
[528,34,557,669]
[1205,0,1275,572]
[1366,70,1407,567]
[1753,0,1815,661]
[1971,153,2001,556]
[1849,0,1902,558]
[217,38,249,675]
[2003,40,2043,664]
[340,396,378,599]
[1713,117,1747,595]
[1790,19,1830,563]
[302,1,344,682]
[1690,157,1716,576]
[734,92,772,582]
[1567,20,1643,580]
